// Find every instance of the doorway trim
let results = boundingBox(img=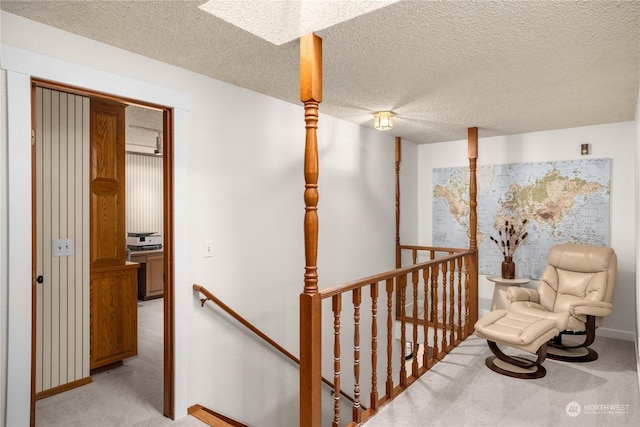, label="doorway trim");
[3,45,190,426]
[31,78,175,420]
